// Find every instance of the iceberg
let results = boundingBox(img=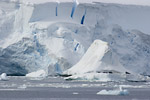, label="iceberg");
[65,40,130,75]
[26,69,46,78]
[0,73,8,81]
[97,86,129,96]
